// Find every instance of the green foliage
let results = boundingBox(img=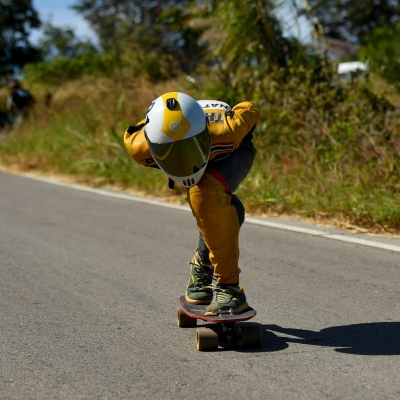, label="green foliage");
[210,0,287,66]
[136,54,172,83]
[0,0,41,75]
[37,20,97,59]
[194,0,309,102]
[191,58,400,232]
[158,4,207,74]
[0,79,167,190]
[2,0,400,233]
[22,53,119,85]
[3,59,400,233]
[71,0,195,77]
[19,0,305,87]
[305,0,400,44]
[360,22,400,86]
